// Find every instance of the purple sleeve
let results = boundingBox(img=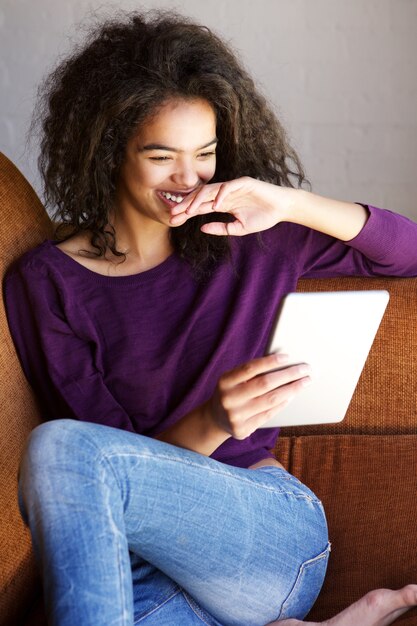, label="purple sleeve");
[299,205,417,278]
[4,261,135,431]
